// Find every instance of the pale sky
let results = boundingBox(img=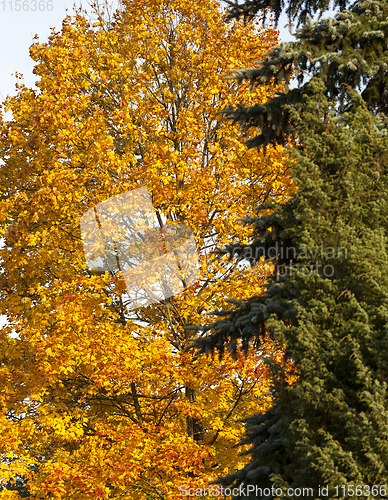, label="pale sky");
[0,0,122,111]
